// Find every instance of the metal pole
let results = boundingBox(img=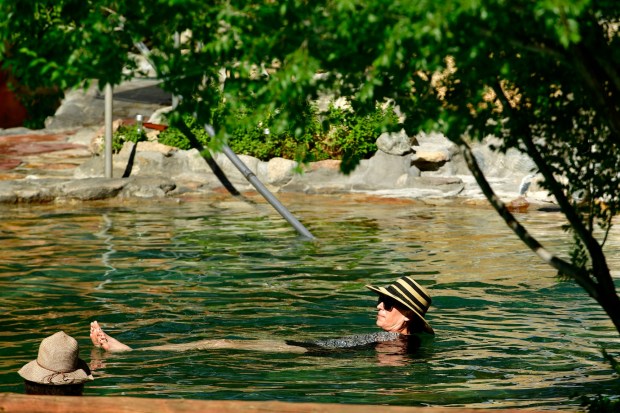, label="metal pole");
[136,114,143,134]
[134,36,313,239]
[171,32,180,108]
[220,143,315,240]
[104,83,113,178]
